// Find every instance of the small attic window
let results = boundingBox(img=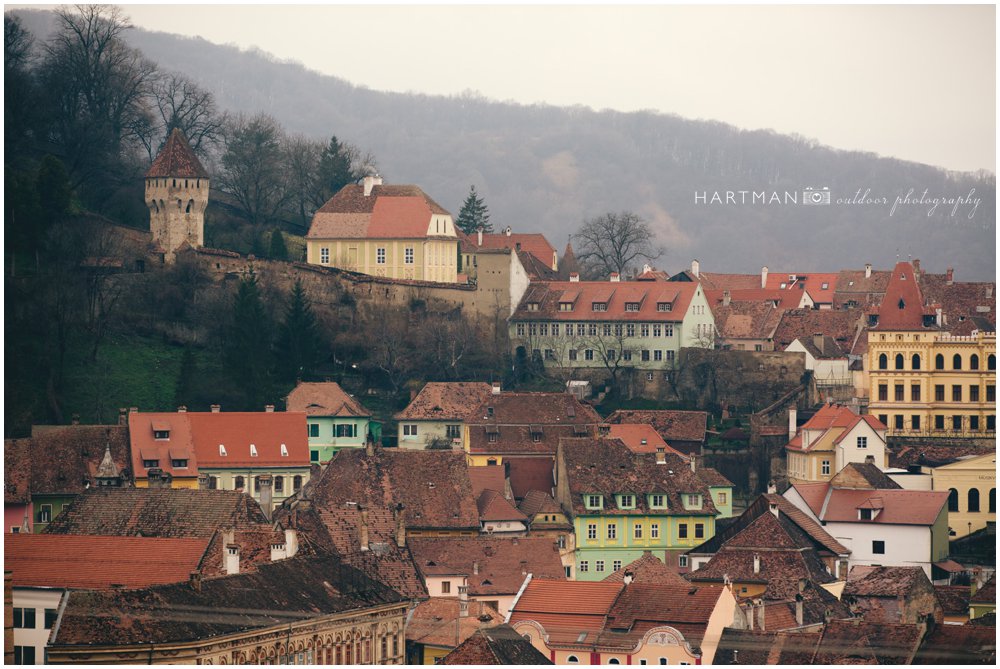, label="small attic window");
[821,282,829,290]
[250,444,258,457]
[625,302,641,312]
[280,443,289,457]
[657,302,673,312]
[898,298,905,309]
[780,283,787,289]
[219,444,227,456]
[527,302,539,311]
[592,302,608,312]
[153,429,170,440]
